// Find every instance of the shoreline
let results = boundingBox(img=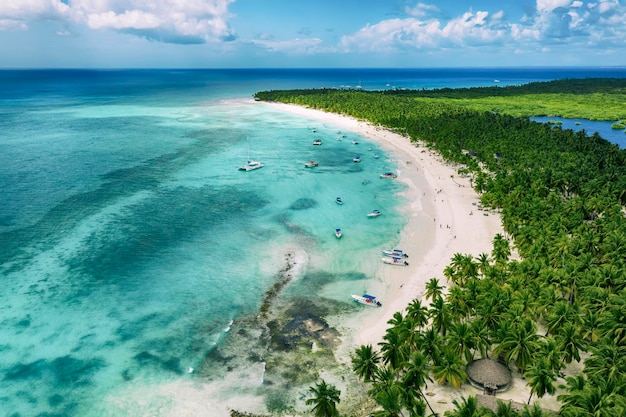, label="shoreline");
[259,101,531,415]
[262,101,504,343]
